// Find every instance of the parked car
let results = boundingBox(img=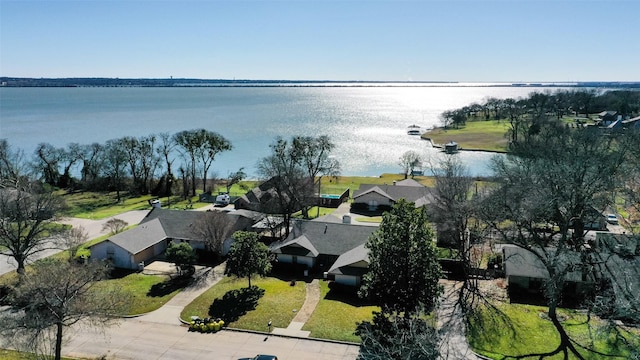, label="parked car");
[239,355,278,360]
[606,213,619,224]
